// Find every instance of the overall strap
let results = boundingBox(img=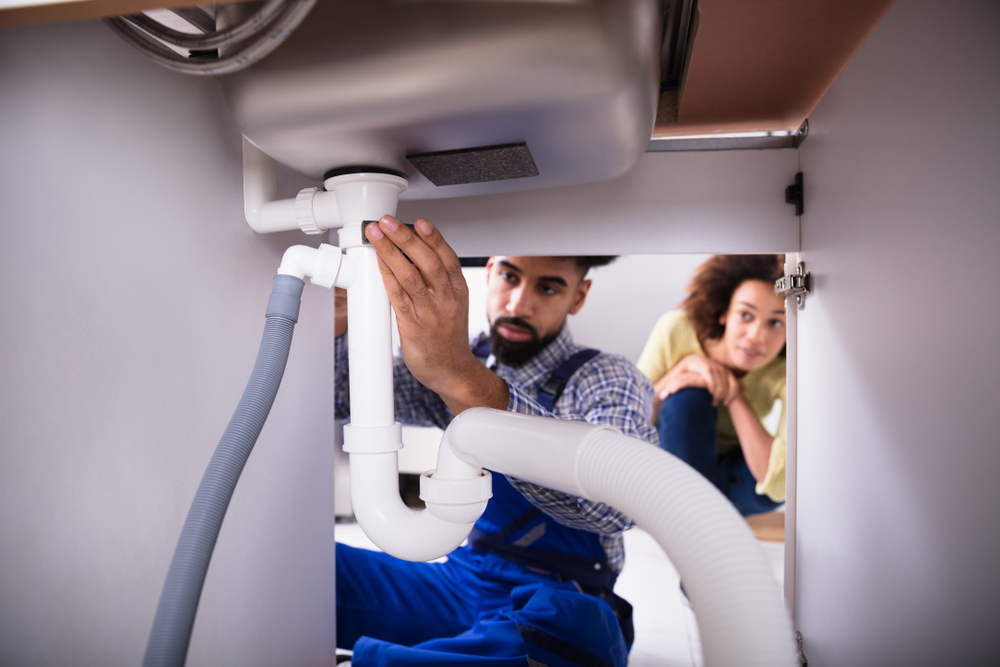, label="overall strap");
[469,526,617,590]
[537,348,601,412]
